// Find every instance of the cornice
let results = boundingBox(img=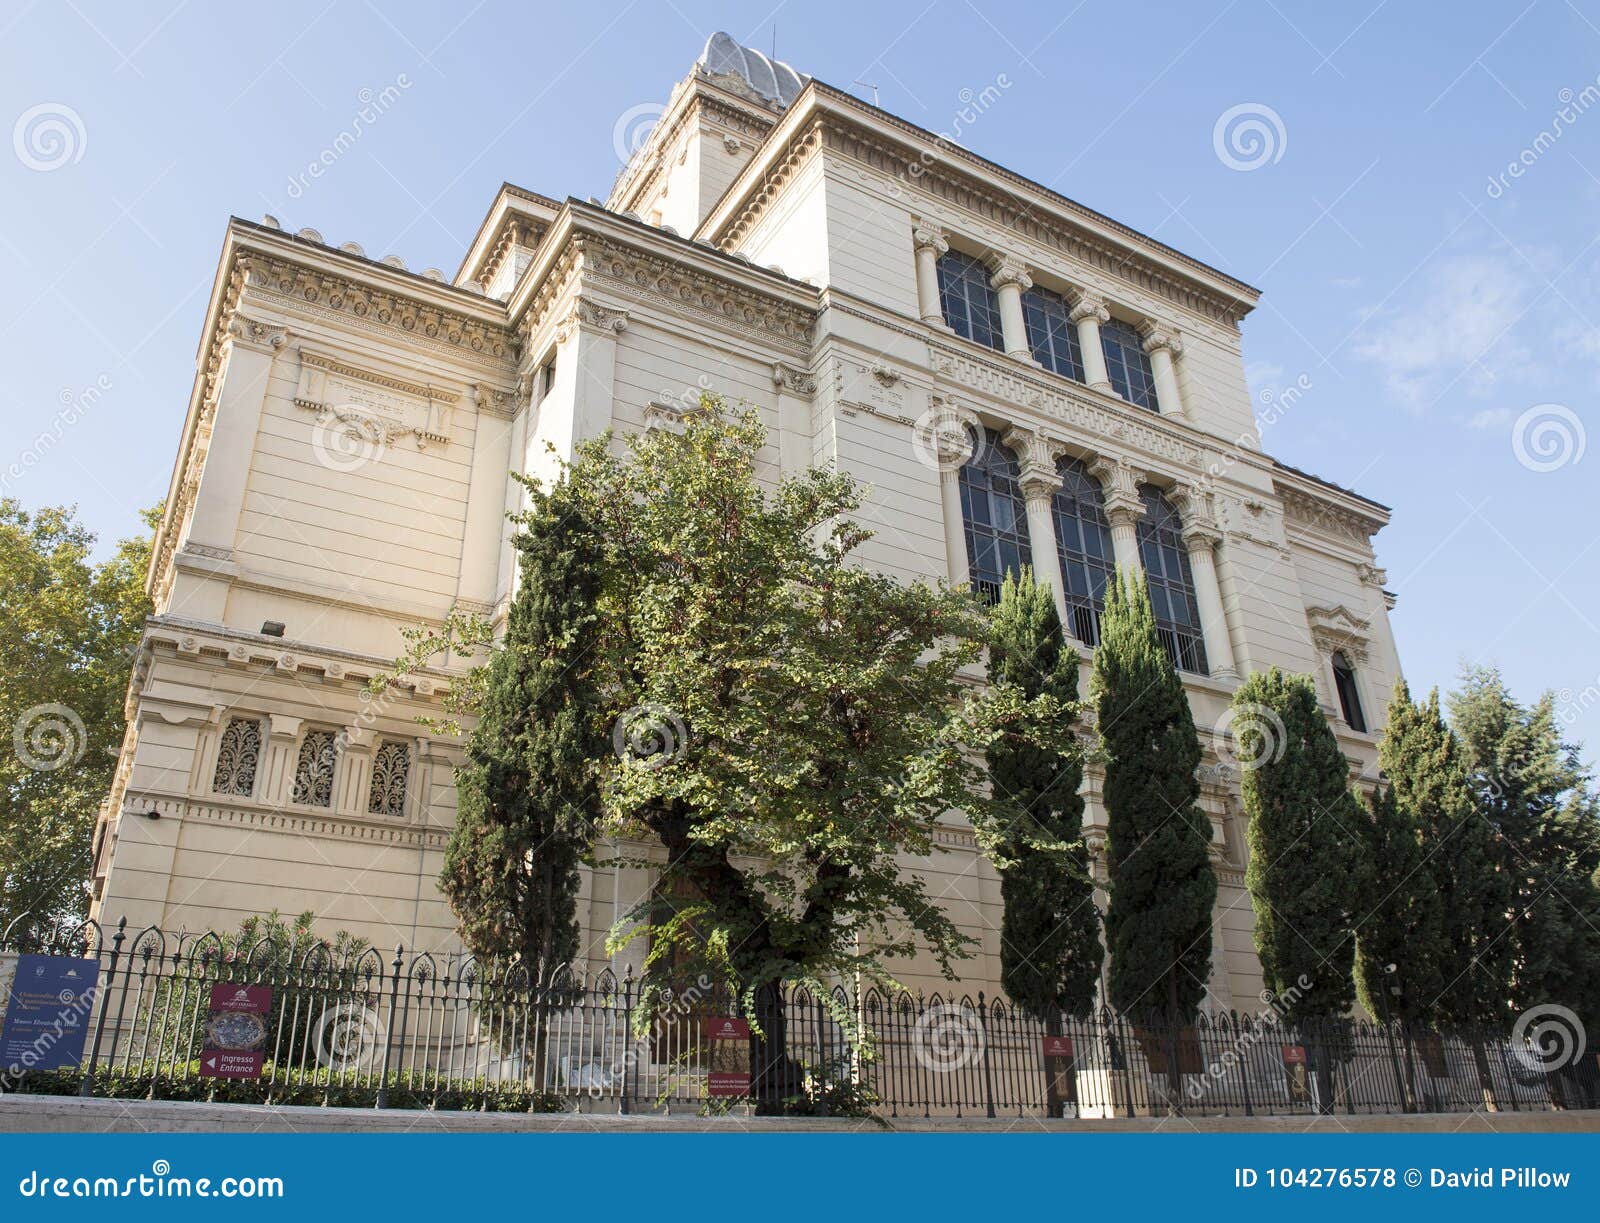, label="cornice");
[510,206,819,360]
[1275,478,1389,546]
[700,85,1260,327]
